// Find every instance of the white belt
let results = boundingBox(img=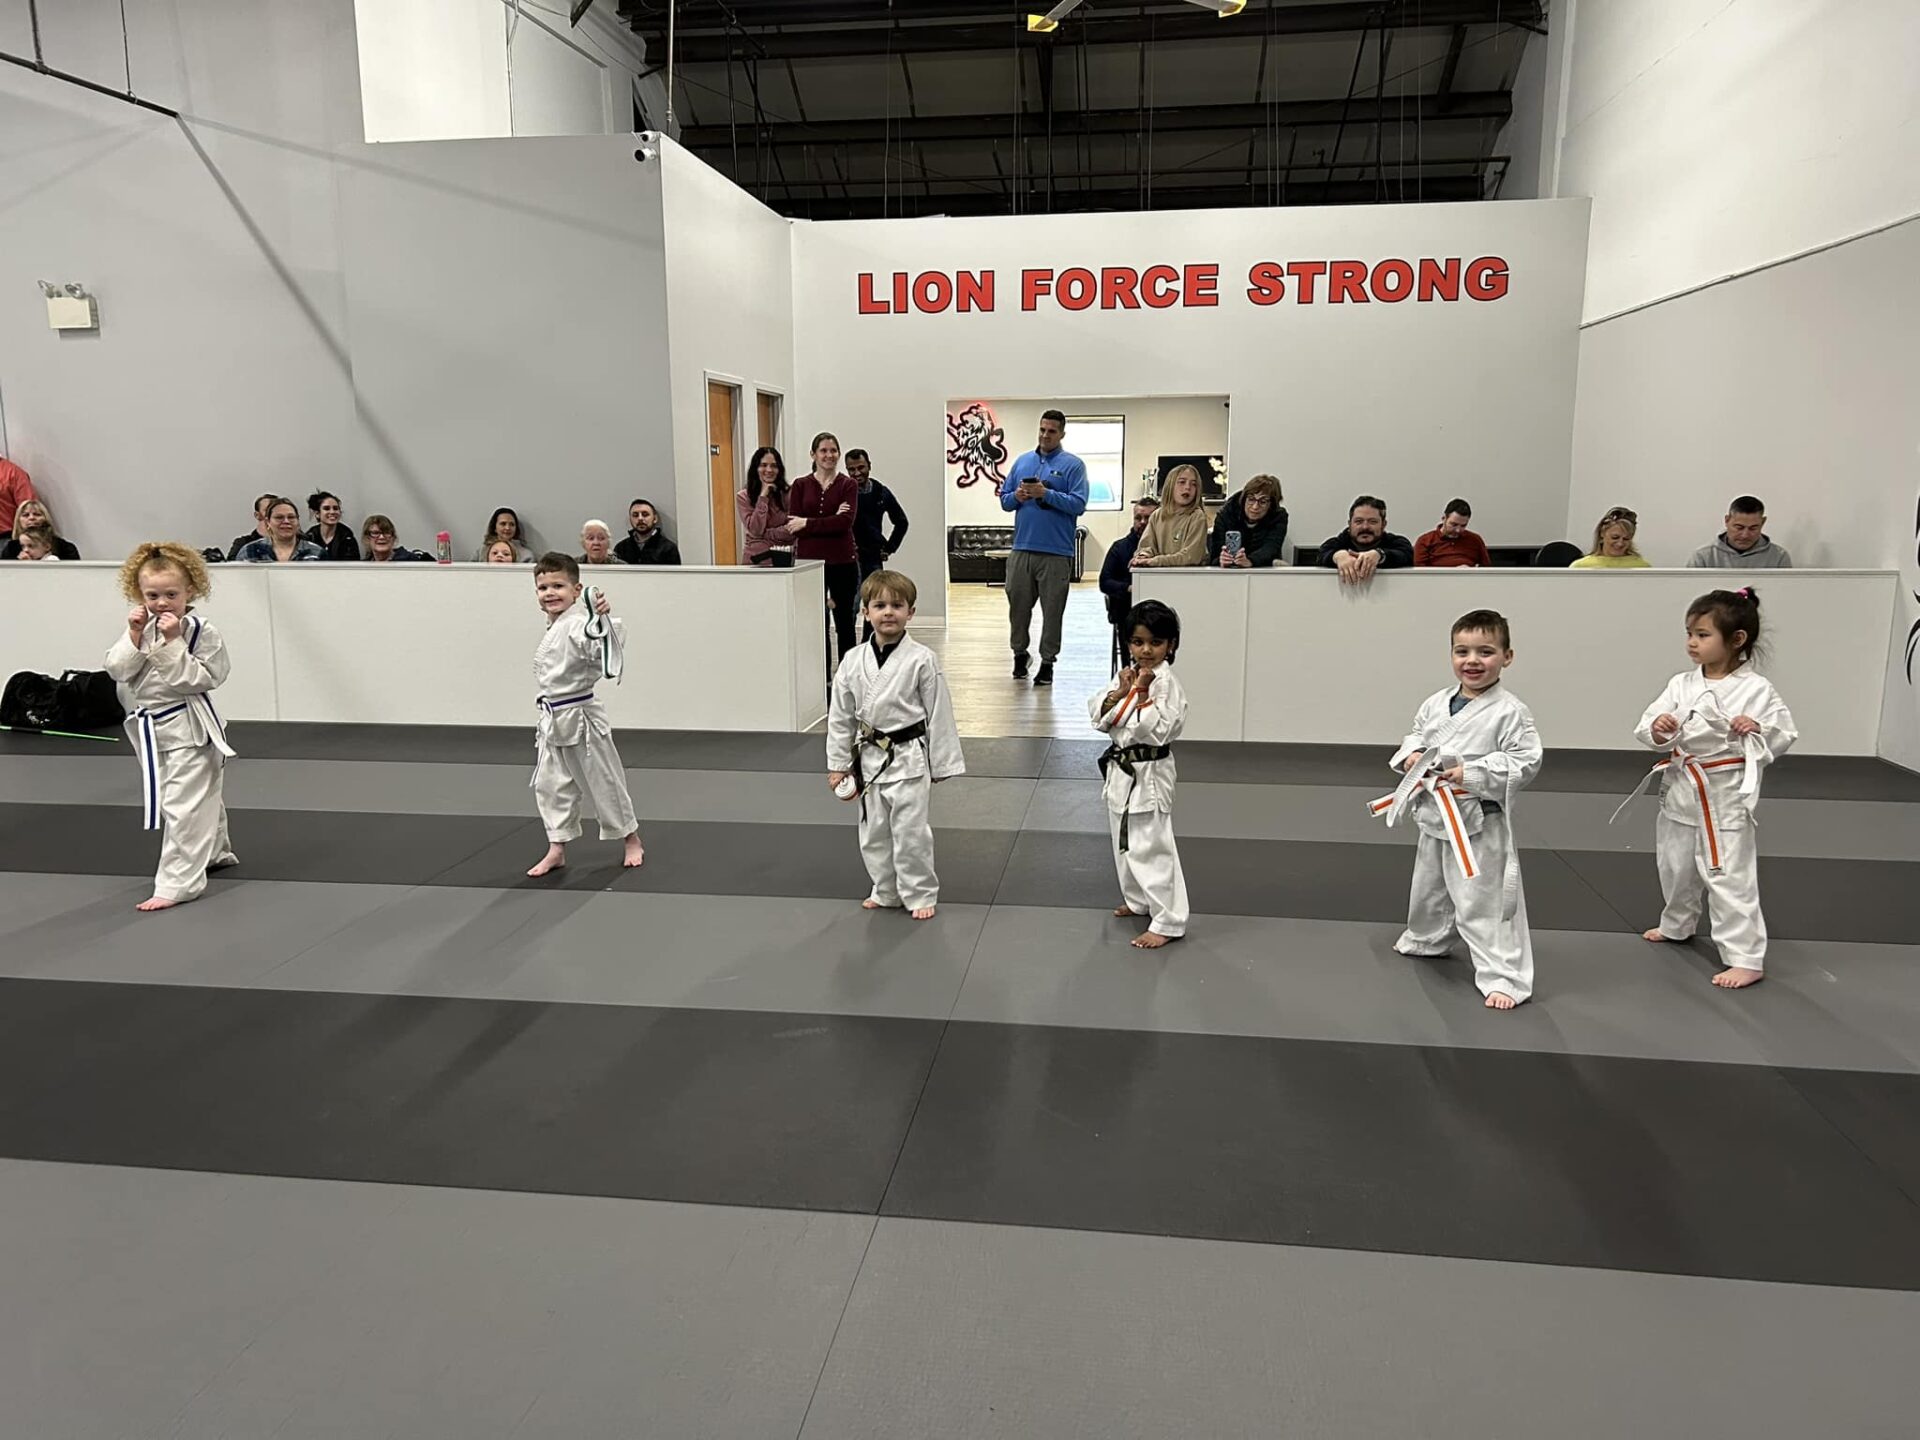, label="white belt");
[129,696,235,831]
[1609,750,1757,875]
[1370,766,1480,880]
